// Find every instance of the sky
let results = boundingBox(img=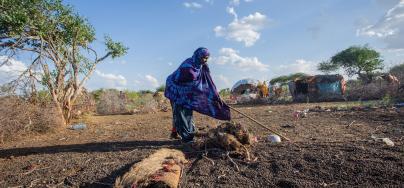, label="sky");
[1,0,404,91]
